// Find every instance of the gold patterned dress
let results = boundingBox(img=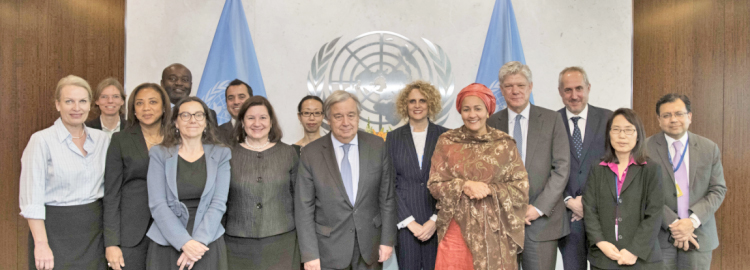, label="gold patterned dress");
[428,126,529,270]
